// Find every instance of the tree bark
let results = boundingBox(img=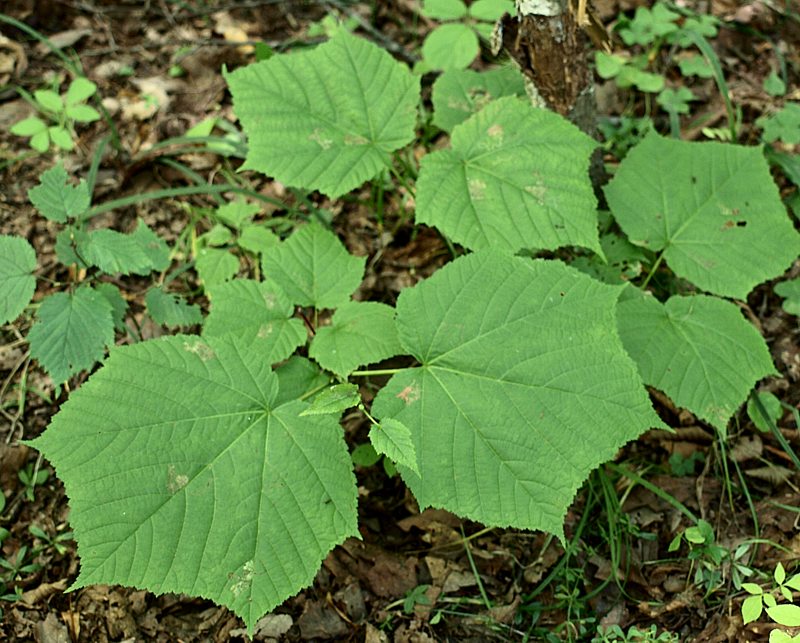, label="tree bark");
[495,0,608,188]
